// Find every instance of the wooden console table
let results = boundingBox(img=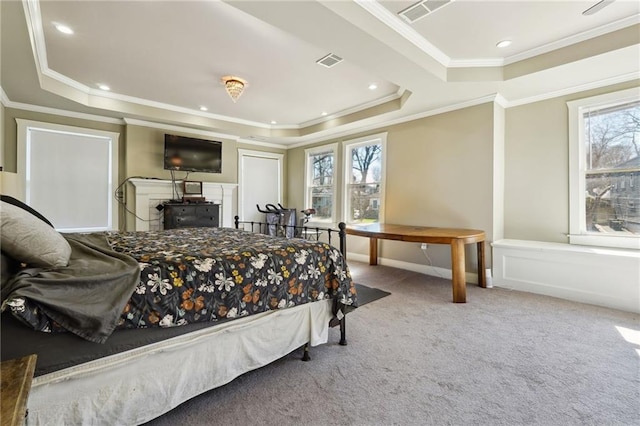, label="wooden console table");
[1,354,37,426]
[345,223,486,303]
